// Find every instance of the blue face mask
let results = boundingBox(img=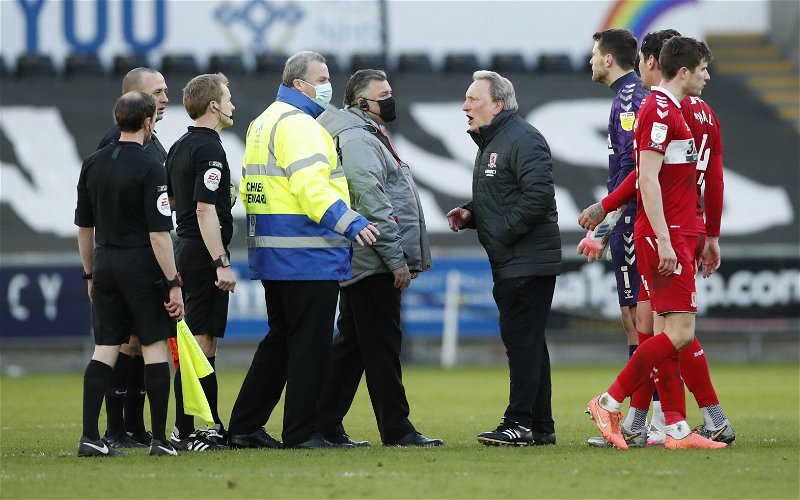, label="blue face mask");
[301,80,332,108]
